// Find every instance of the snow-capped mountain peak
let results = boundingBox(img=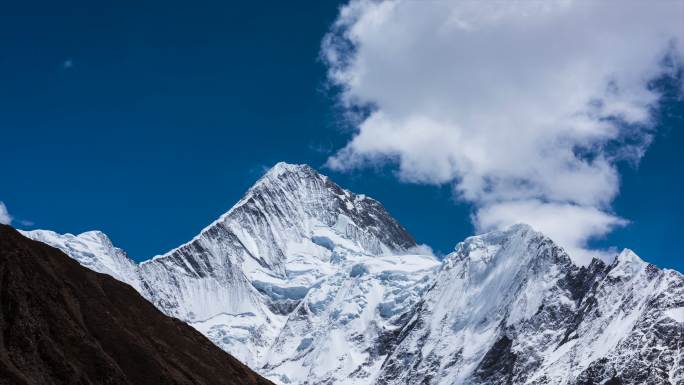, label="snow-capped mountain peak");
[376,226,683,385]
[608,248,647,277]
[252,162,318,186]
[149,162,415,271]
[22,162,423,371]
